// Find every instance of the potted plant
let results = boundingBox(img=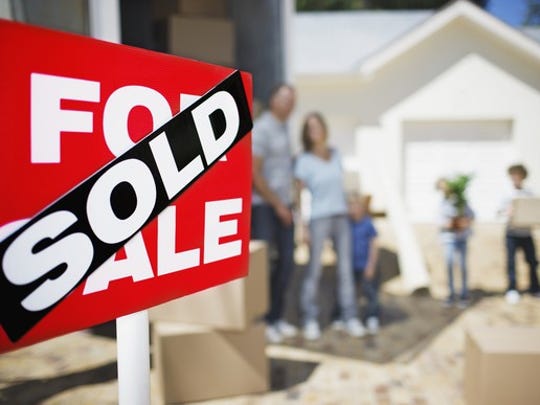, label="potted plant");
[446,174,473,231]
